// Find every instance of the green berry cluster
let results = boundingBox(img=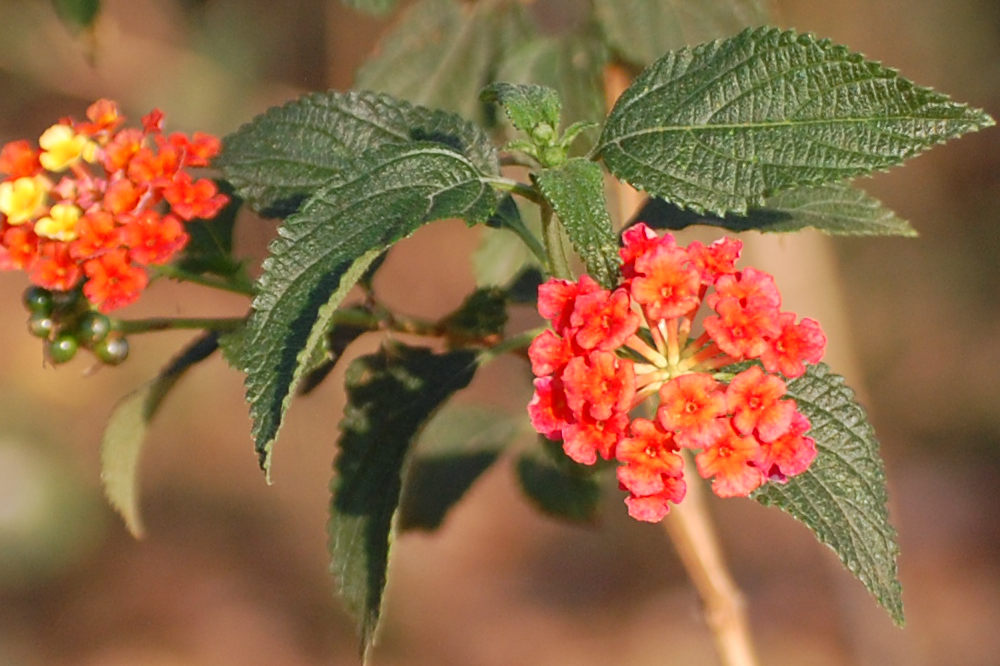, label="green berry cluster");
[22,286,129,366]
